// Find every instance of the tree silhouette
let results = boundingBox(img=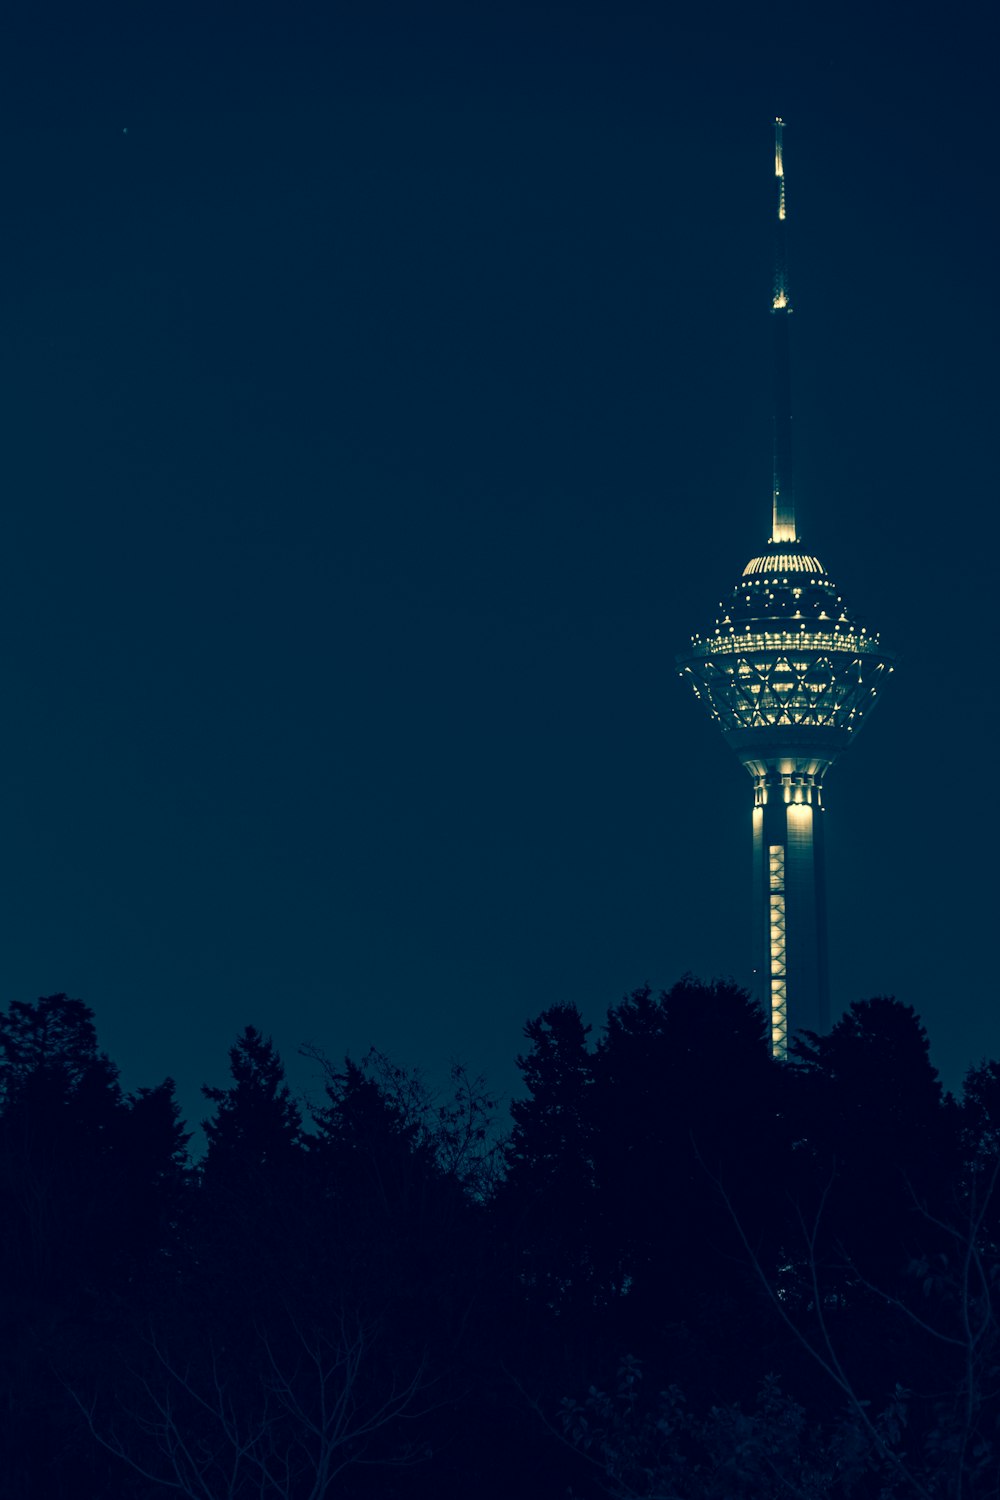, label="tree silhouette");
[498,1003,597,1314]
[202,1024,303,1182]
[0,996,192,1498]
[71,1308,435,1500]
[1,981,995,1499]
[789,998,956,1299]
[0,993,149,1297]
